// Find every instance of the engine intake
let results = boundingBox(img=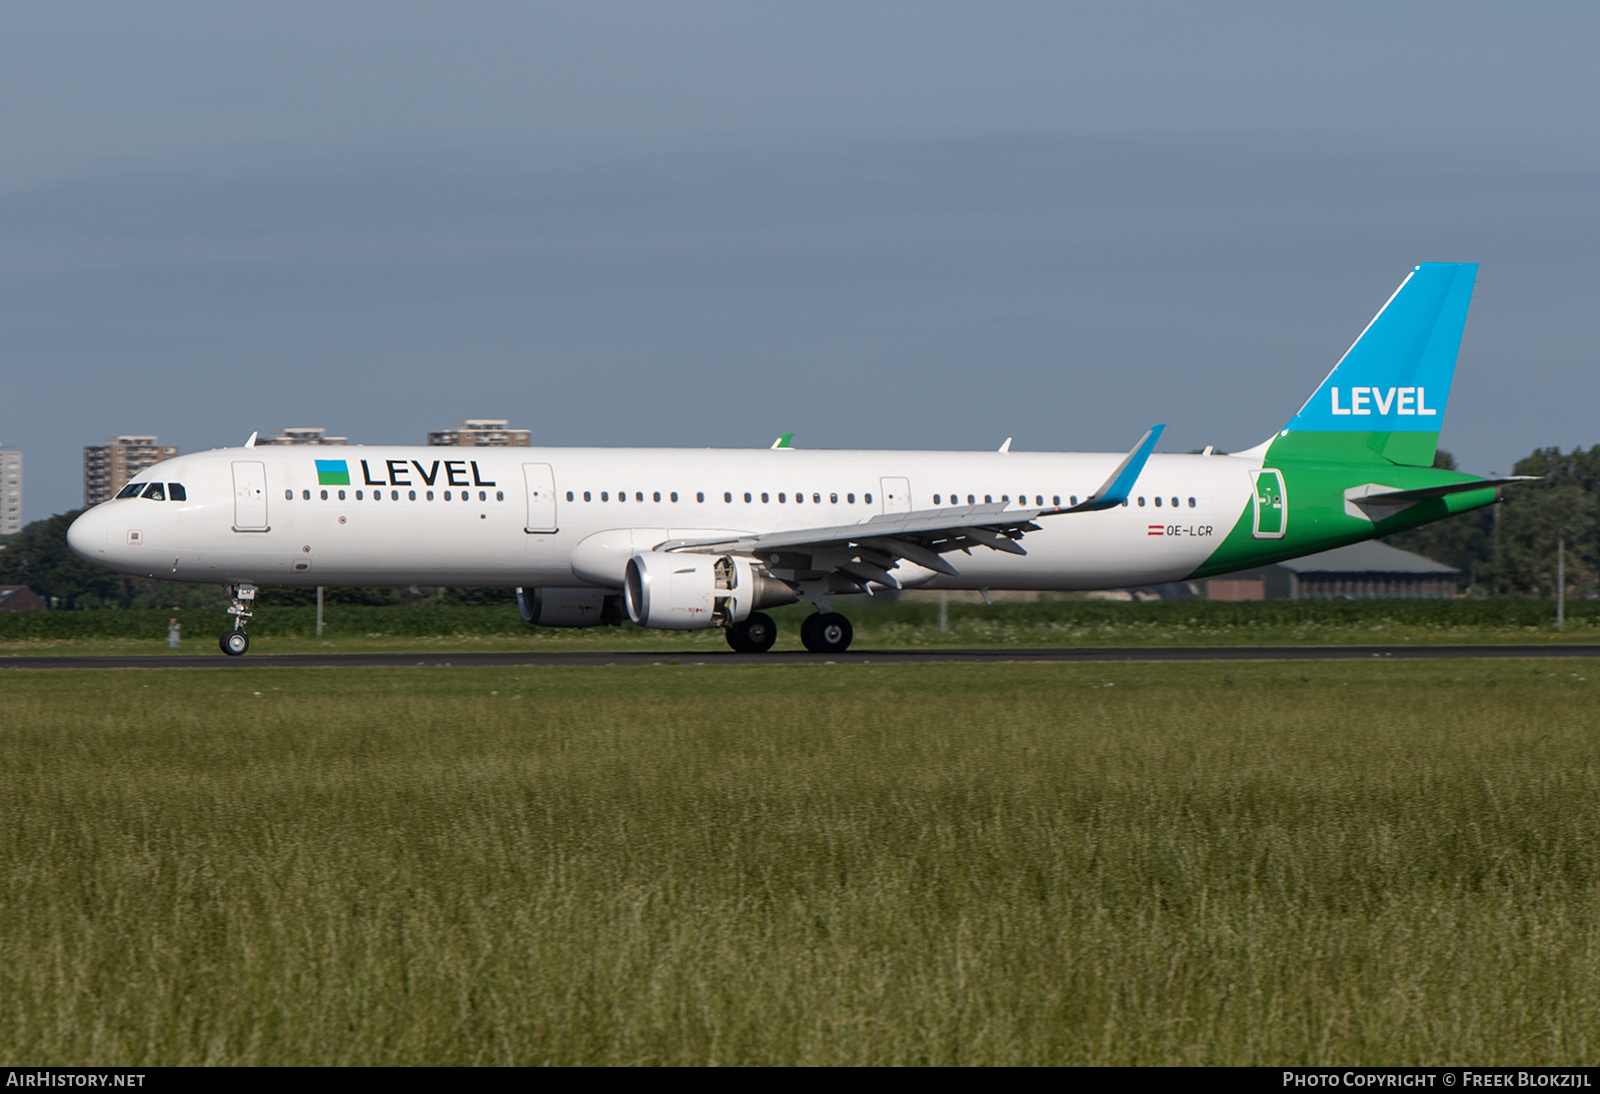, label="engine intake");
[624,552,796,630]
[517,587,623,628]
